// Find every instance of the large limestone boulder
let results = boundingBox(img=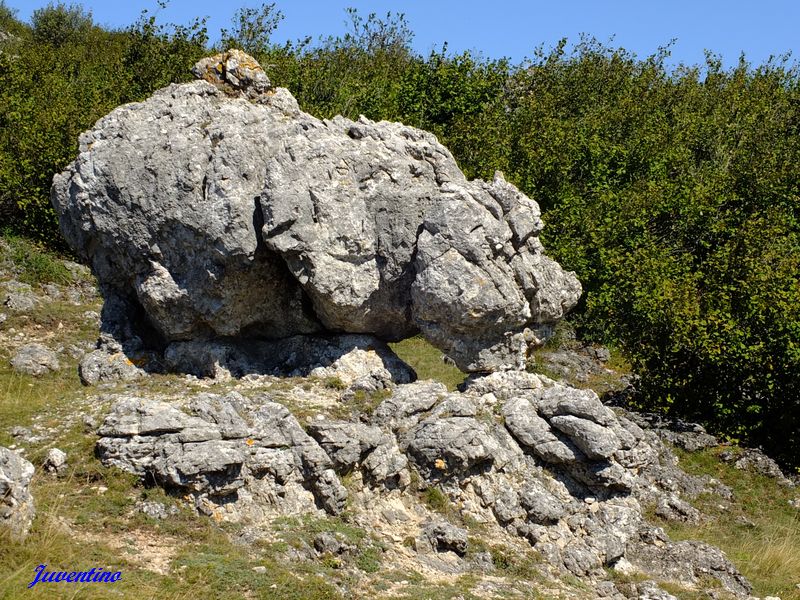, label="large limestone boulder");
[52,50,581,372]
